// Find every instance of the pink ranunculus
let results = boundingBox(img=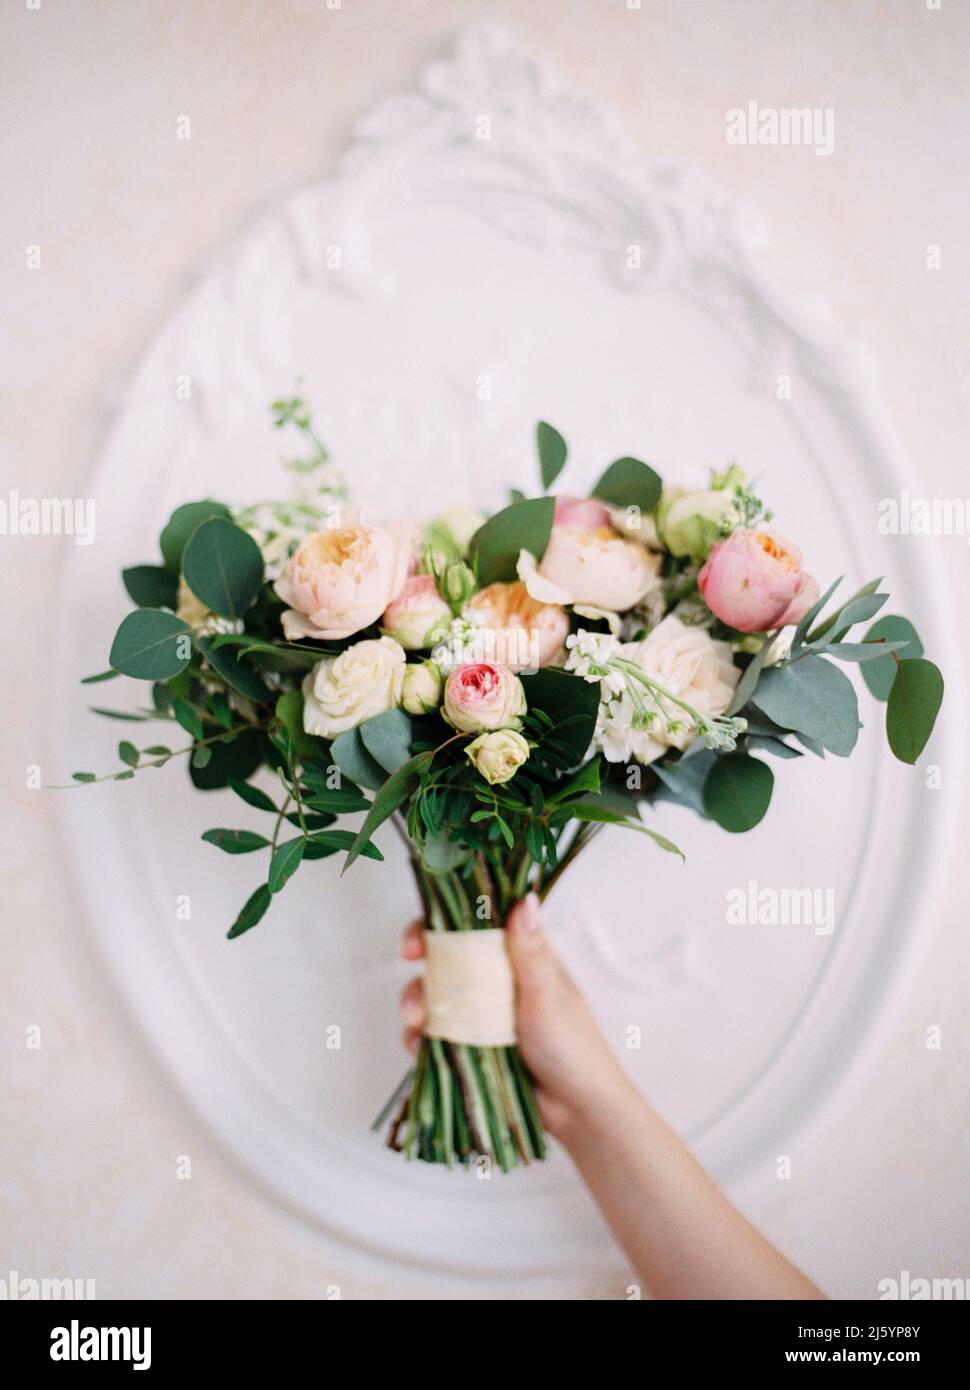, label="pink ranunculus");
[381,574,452,650]
[463,581,569,671]
[442,662,527,734]
[698,529,816,633]
[274,521,412,641]
[554,494,614,531]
